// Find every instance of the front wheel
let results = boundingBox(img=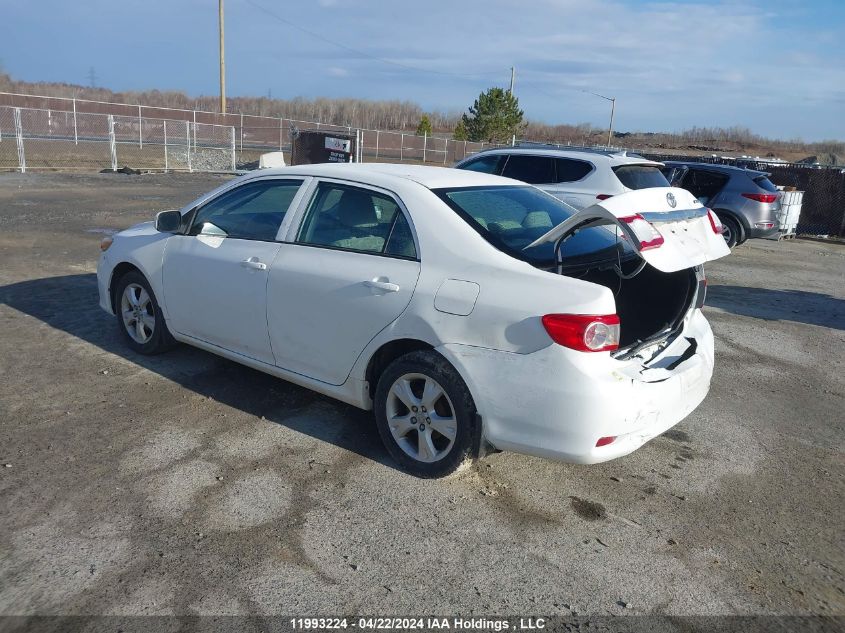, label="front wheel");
[114,271,175,355]
[374,350,479,478]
